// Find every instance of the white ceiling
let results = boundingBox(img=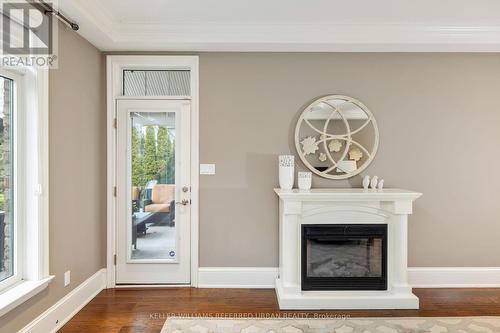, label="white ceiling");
[58,0,500,51]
